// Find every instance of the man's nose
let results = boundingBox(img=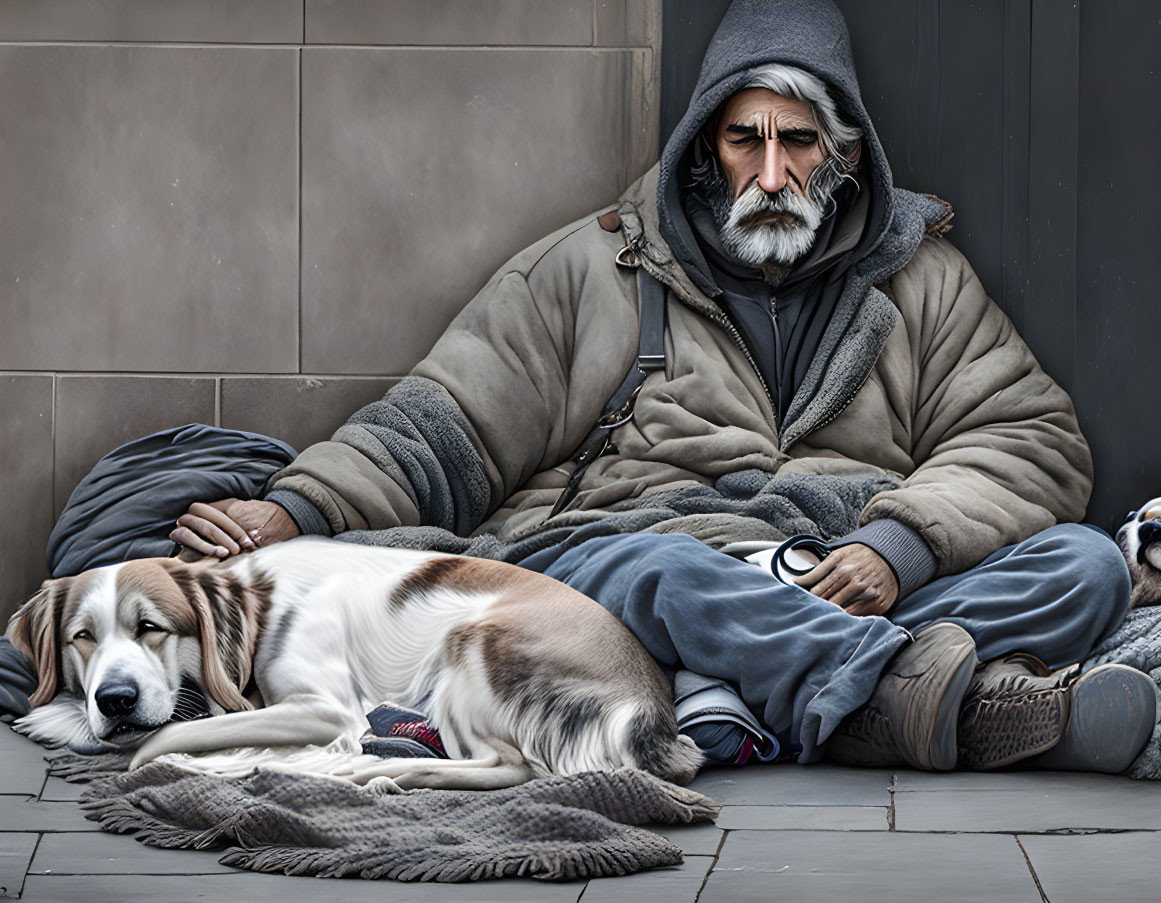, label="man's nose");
[756,138,790,194]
